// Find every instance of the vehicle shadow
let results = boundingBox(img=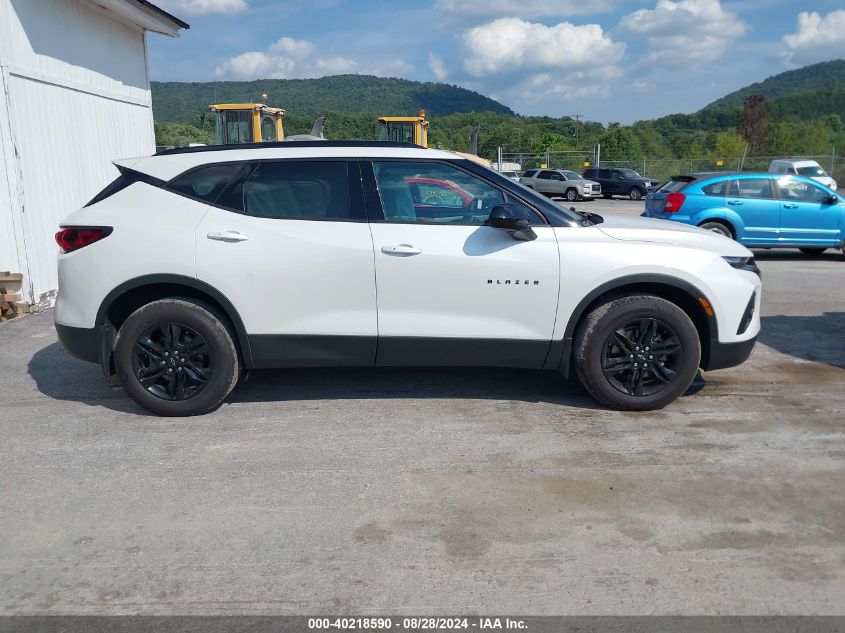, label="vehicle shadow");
[759,312,845,369]
[29,342,617,414]
[751,249,843,262]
